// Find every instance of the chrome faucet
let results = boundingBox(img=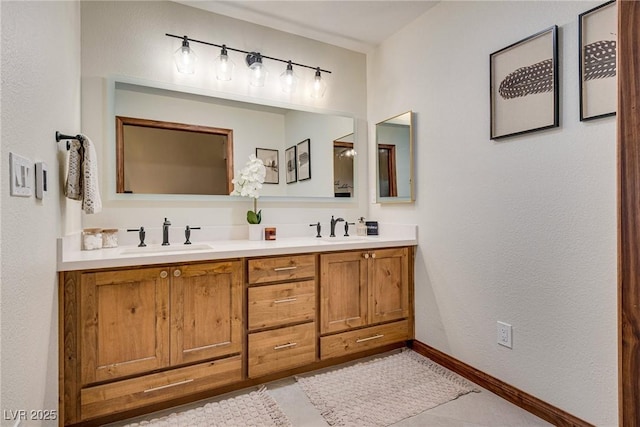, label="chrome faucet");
[329,215,344,237]
[162,218,171,246]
